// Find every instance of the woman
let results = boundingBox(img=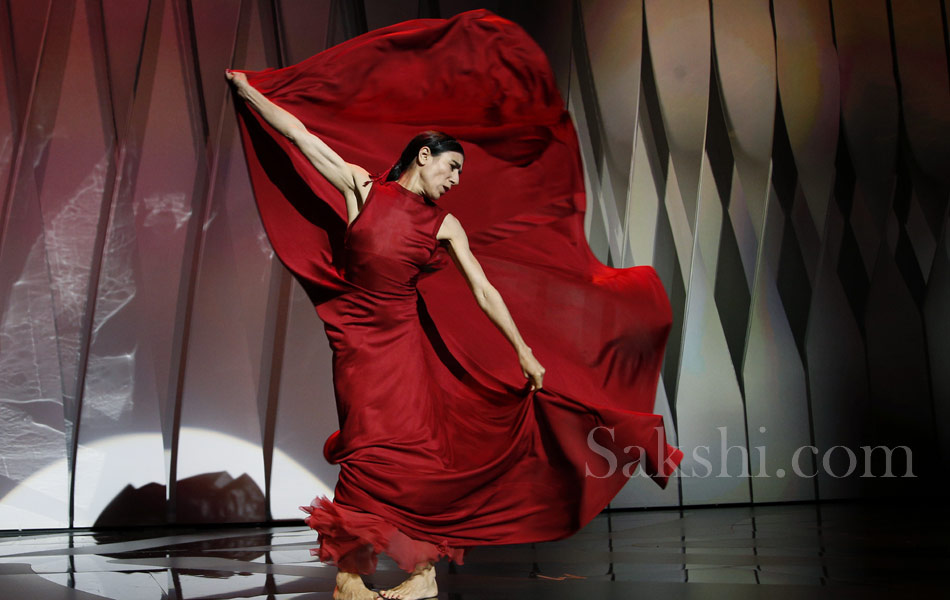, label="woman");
[228,68,544,599]
[229,10,683,600]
